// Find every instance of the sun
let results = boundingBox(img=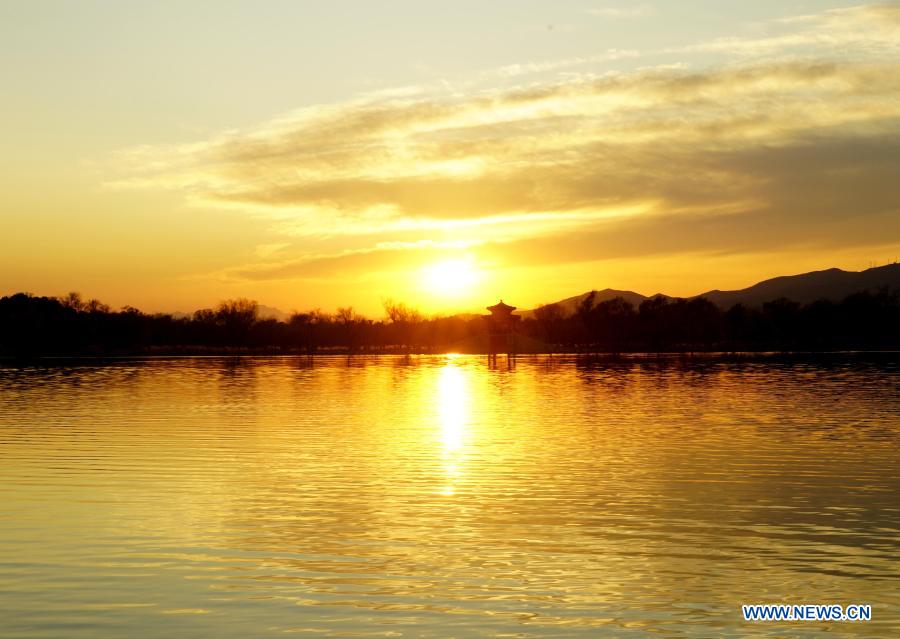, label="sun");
[421,257,481,299]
